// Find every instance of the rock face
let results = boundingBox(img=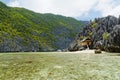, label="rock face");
[68,16,120,52]
[107,25,120,52]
